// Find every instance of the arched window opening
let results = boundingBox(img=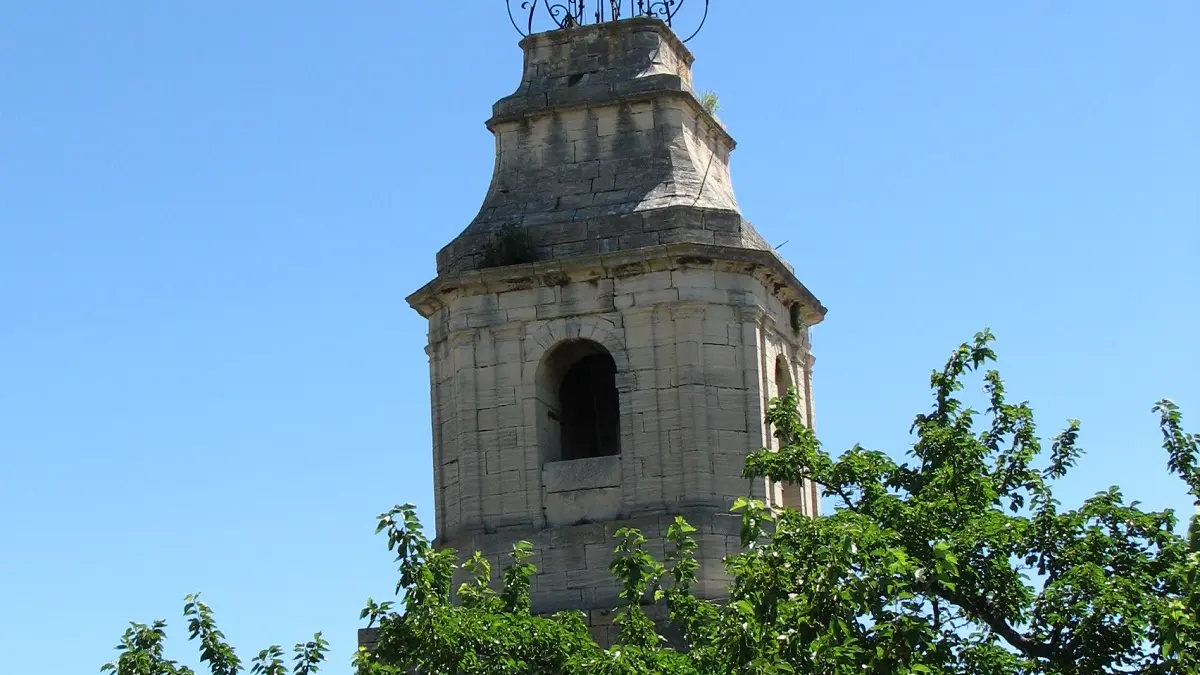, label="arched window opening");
[559,354,620,461]
[537,340,622,464]
[775,357,793,401]
[772,355,794,450]
[774,355,805,512]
